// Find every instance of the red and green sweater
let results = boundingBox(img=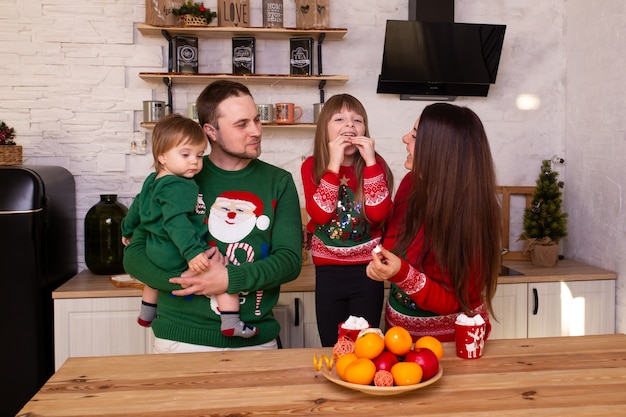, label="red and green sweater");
[301,156,392,266]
